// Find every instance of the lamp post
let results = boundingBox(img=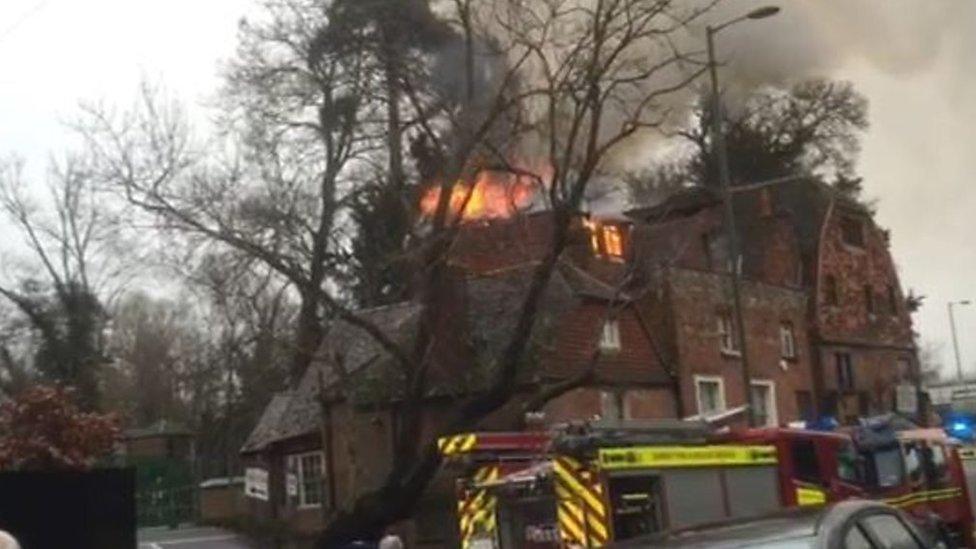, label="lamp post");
[706,6,780,426]
[949,300,971,381]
